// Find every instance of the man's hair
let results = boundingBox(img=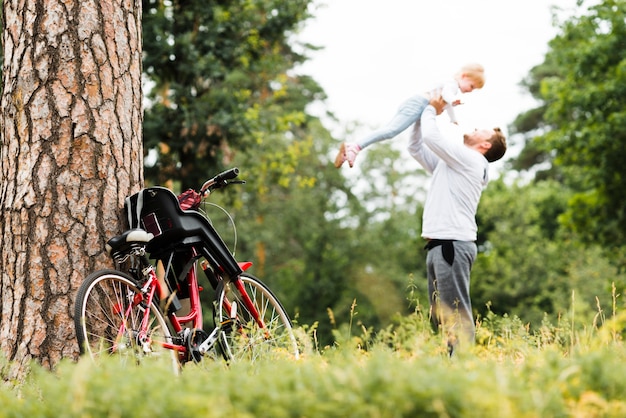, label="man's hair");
[457,63,485,89]
[484,127,507,162]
